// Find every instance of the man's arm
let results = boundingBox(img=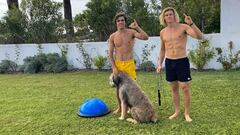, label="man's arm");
[184,14,203,40]
[108,34,118,74]
[129,19,149,40]
[157,31,165,73]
